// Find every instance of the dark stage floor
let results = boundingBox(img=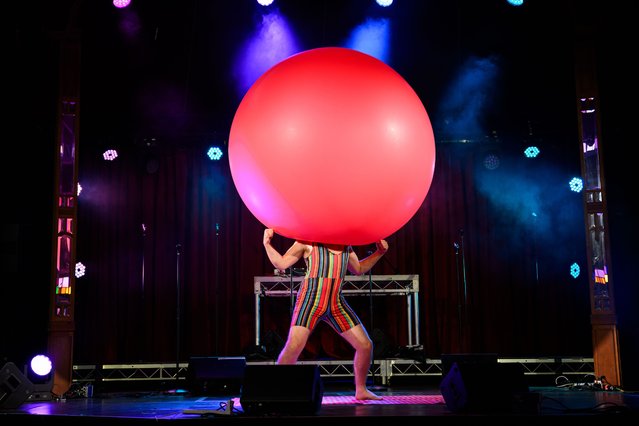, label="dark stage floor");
[2,376,638,425]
